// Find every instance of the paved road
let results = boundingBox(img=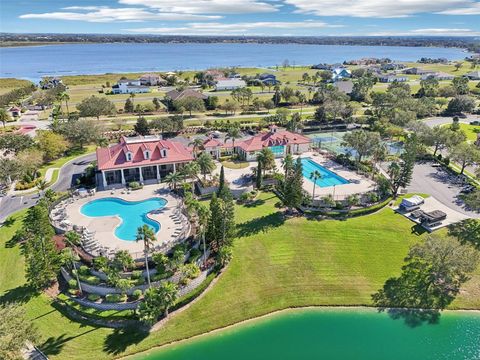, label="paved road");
[9,111,50,137]
[0,153,96,222]
[423,114,479,128]
[407,161,480,218]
